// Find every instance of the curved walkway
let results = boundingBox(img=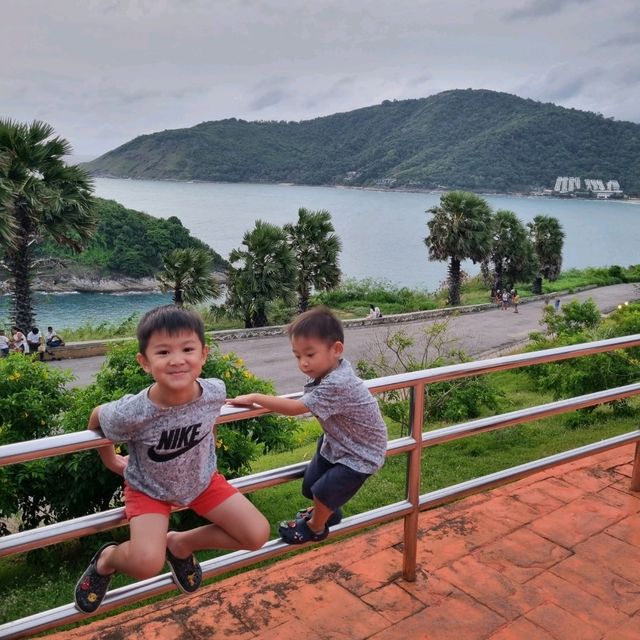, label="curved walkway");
[49,283,639,394]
